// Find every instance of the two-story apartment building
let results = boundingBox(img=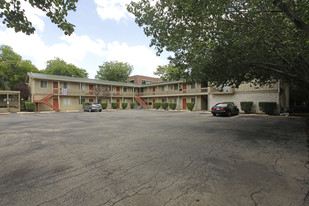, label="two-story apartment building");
[26,72,289,113]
